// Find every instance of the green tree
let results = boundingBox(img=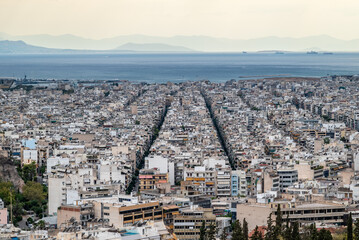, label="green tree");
[274,205,282,239]
[26,217,33,228]
[251,226,264,240]
[283,215,291,240]
[220,227,228,240]
[39,165,46,175]
[0,181,15,205]
[309,223,318,240]
[354,219,359,240]
[23,181,46,202]
[322,115,331,121]
[318,228,333,240]
[265,213,275,240]
[348,213,354,240]
[35,220,46,230]
[232,220,244,240]
[206,223,217,240]
[12,201,24,226]
[20,162,37,182]
[199,221,206,240]
[292,222,300,240]
[243,218,249,240]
